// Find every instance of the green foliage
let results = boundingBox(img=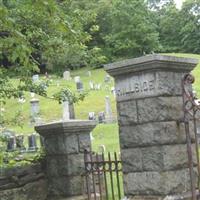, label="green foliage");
[101,0,160,59]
